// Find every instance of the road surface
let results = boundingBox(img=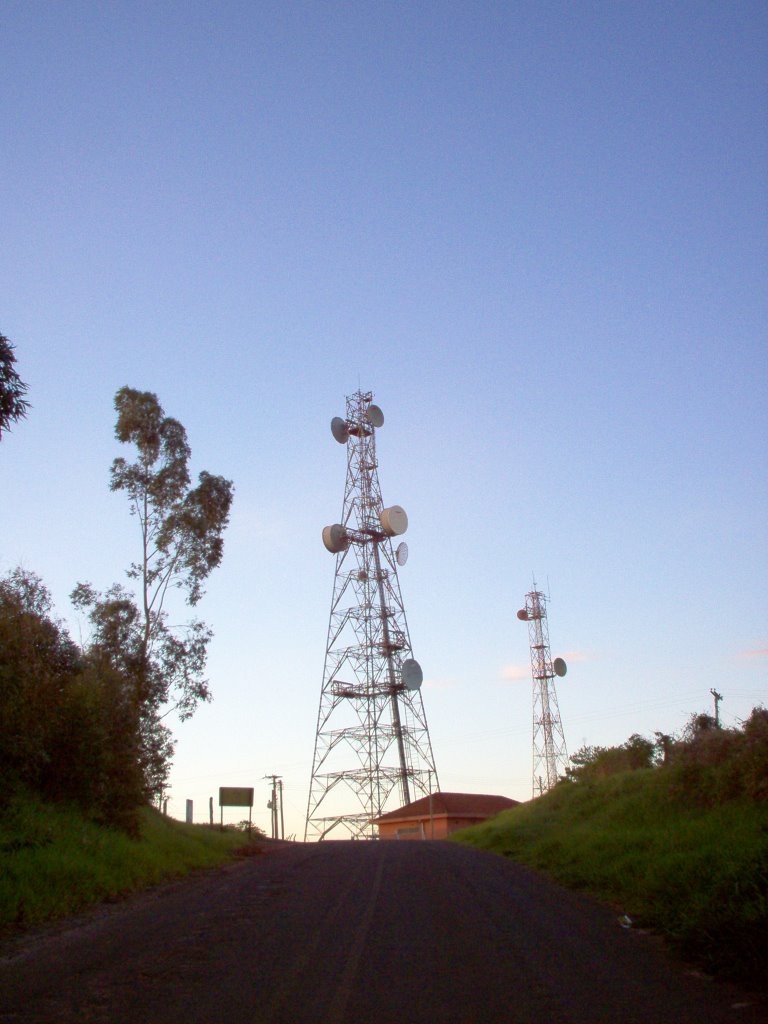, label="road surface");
[0,840,764,1023]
